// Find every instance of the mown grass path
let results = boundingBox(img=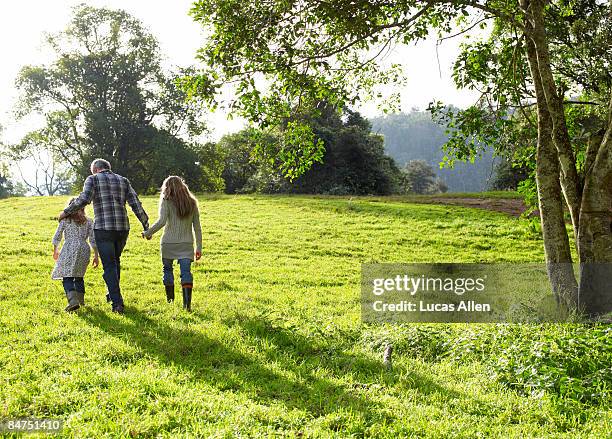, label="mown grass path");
[0,195,608,437]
